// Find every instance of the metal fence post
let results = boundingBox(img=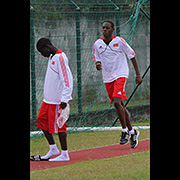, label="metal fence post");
[75,7,82,114]
[115,10,120,36]
[30,6,37,122]
[108,0,120,36]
